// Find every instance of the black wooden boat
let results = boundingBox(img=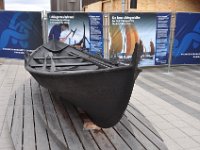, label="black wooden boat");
[25,40,140,128]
